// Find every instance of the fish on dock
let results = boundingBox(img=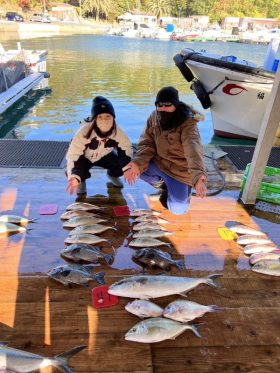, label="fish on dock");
[48,264,105,286]
[249,250,280,265]
[60,210,99,220]
[61,244,114,264]
[130,209,161,217]
[0,343,86,373]
[64,233,109,245]
[63,216,107,228]
[229,224,266,236]
[66,202,106,211]
[0,222,26,234]
[133,229,173,239]
[252,260,280,276]
[108,274,222,299]
[0,214,35,225]
[134,215,169,224]
[243,243,277,255]
[237,234,273,245]
[132,222,167,231]
[132,248,185,271]
[163,300,221,323]
[69,223,117,235]
[129,237,172,248]
[125,317,202,343]
[125,299,163,318]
